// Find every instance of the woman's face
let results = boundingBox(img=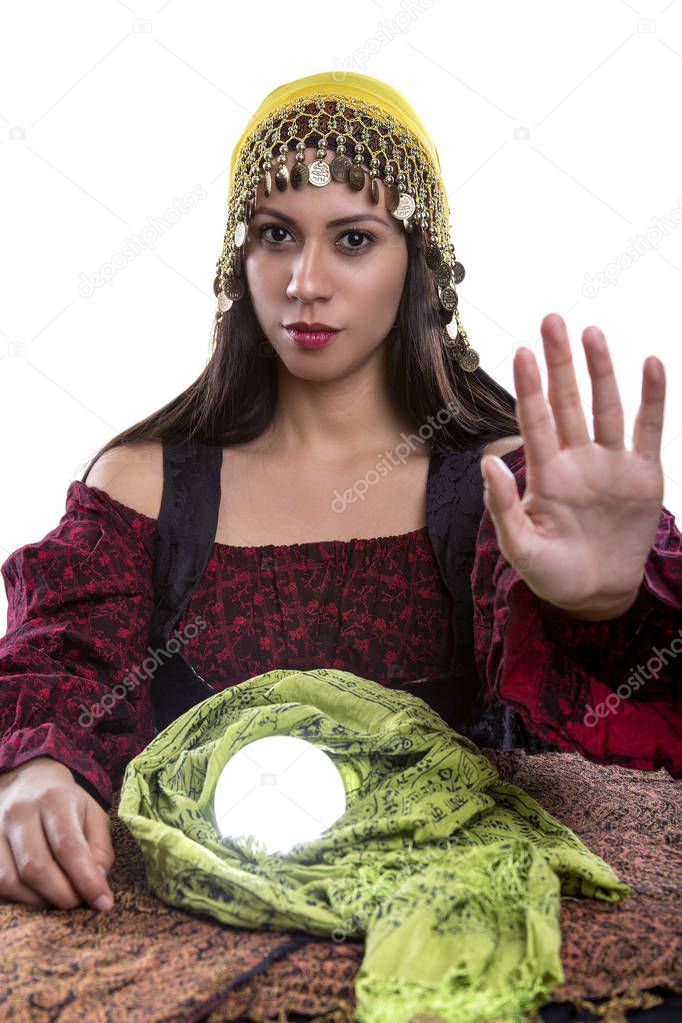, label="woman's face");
[243,146,408,378]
